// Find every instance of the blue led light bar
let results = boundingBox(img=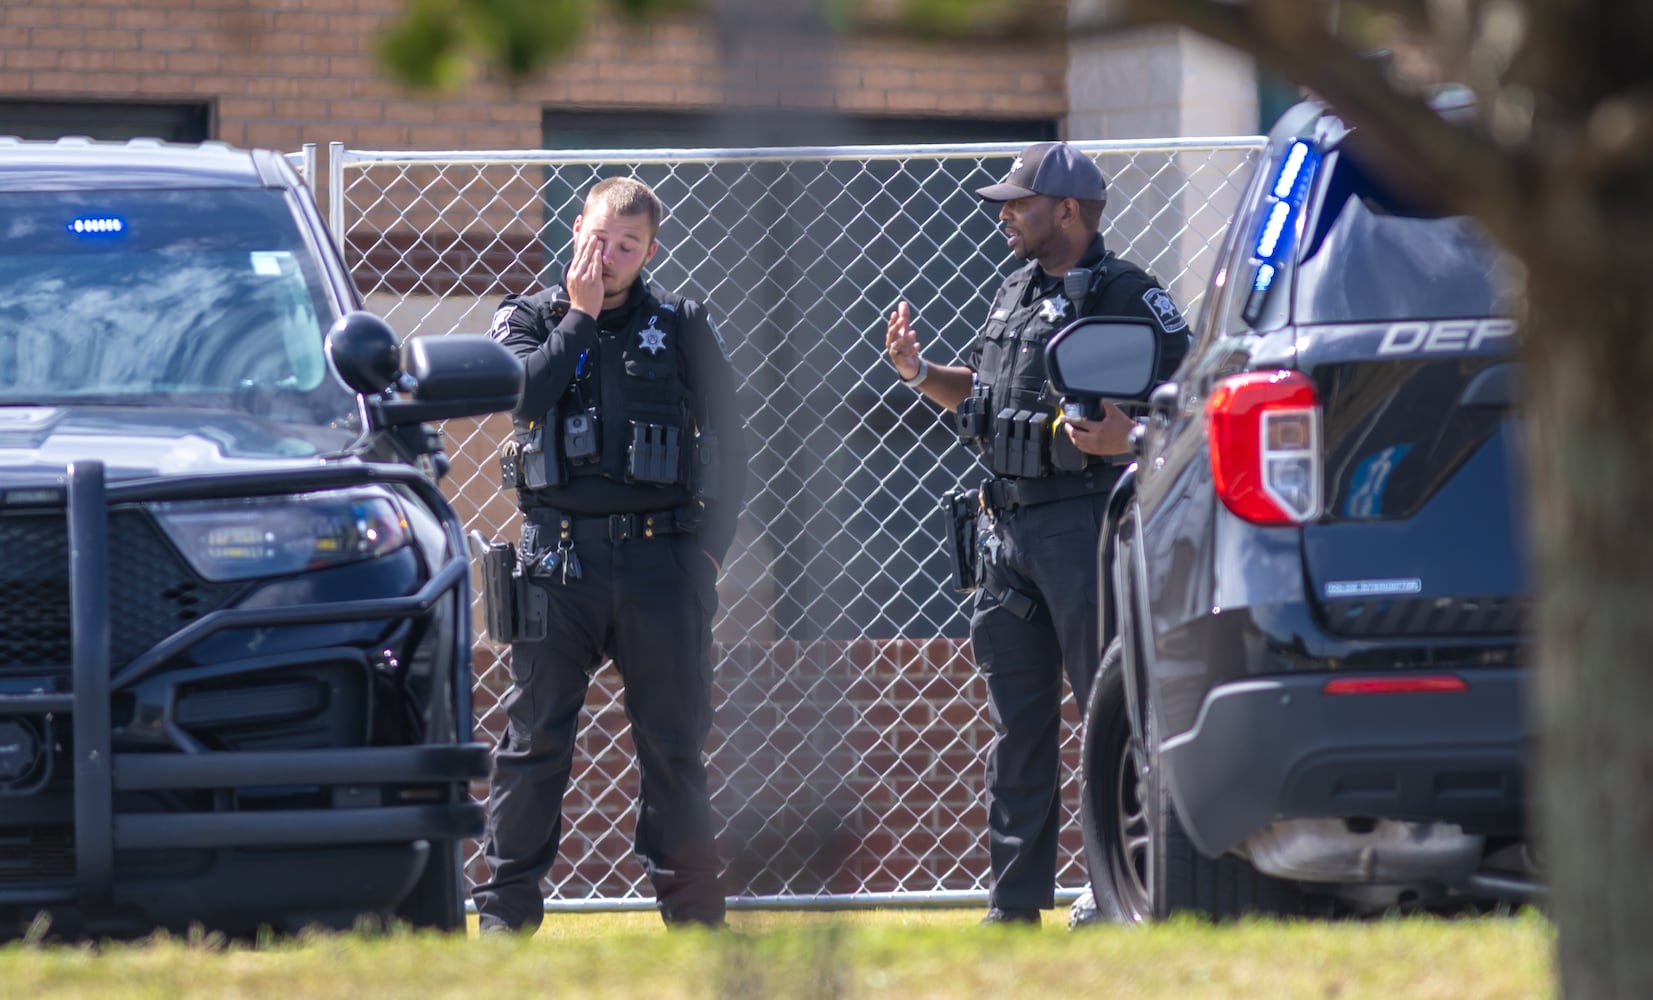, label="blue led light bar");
[1271,142,1310,199]
[1254,202,1292,260]
[1253,262,1277,293]
[69,216,125,234]
[1250,141,1319,266]
[1242,139,1320,325]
